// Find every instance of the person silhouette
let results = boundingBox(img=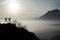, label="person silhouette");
[4,18,8,23]
[5,18,7,21]
[9,18,11,21]
[8,18,11,23]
